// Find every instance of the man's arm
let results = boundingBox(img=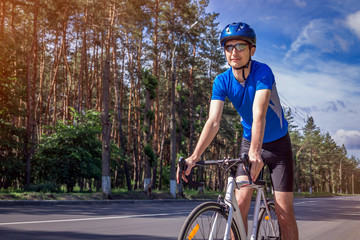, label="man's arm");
[249,89,271,181]
[177,100,224,182]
